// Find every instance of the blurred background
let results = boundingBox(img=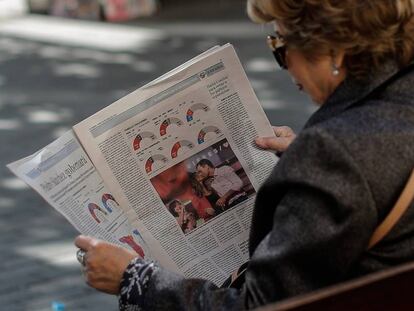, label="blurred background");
[0,0,314,310]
